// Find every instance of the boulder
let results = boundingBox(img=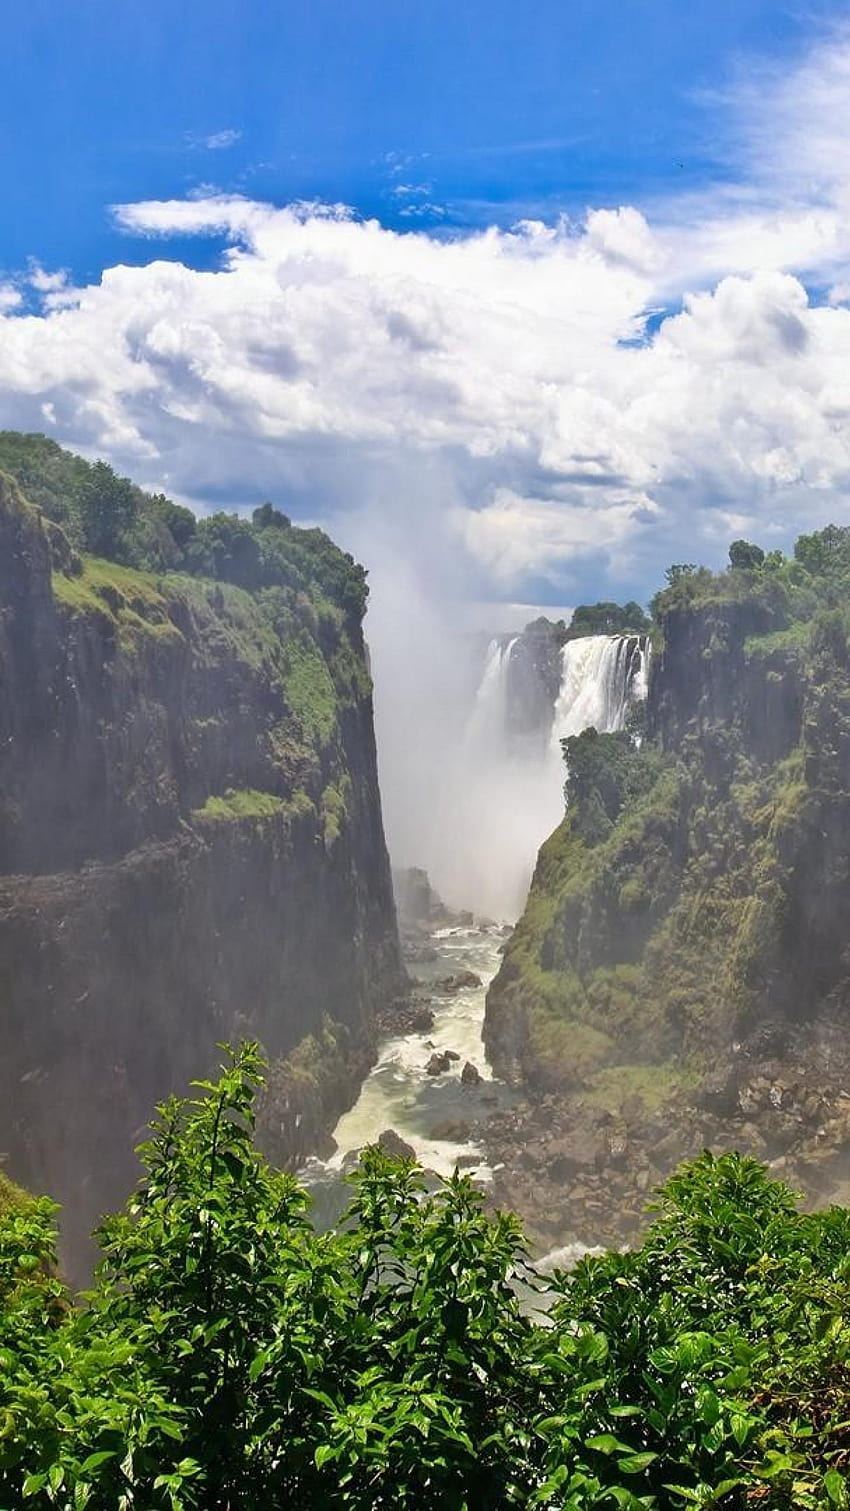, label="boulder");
[425,1051,452,1075]
[377,1129,417,1161]
[428,1118,472,1141]
[461,1060,483,1087]
[434,970,482,994]
[695,1065,740,1116]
